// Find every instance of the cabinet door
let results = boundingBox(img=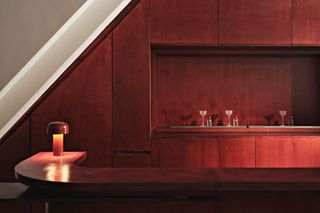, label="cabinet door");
[151,138,218,168]
[256,136,294,167]
[291,137,320,167]
[293,0,320,44]
[218,137,255,168]
[113,0,150,151]
[150,0,218,44]
[219,0,292,44]
[256,136,320,167]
